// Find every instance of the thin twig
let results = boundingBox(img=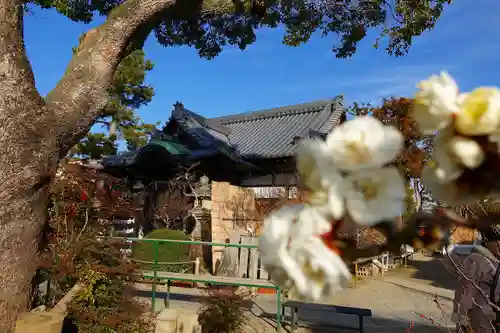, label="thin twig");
[75,208,90,244]
[433,296,452,333]
[412,311,449,331]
